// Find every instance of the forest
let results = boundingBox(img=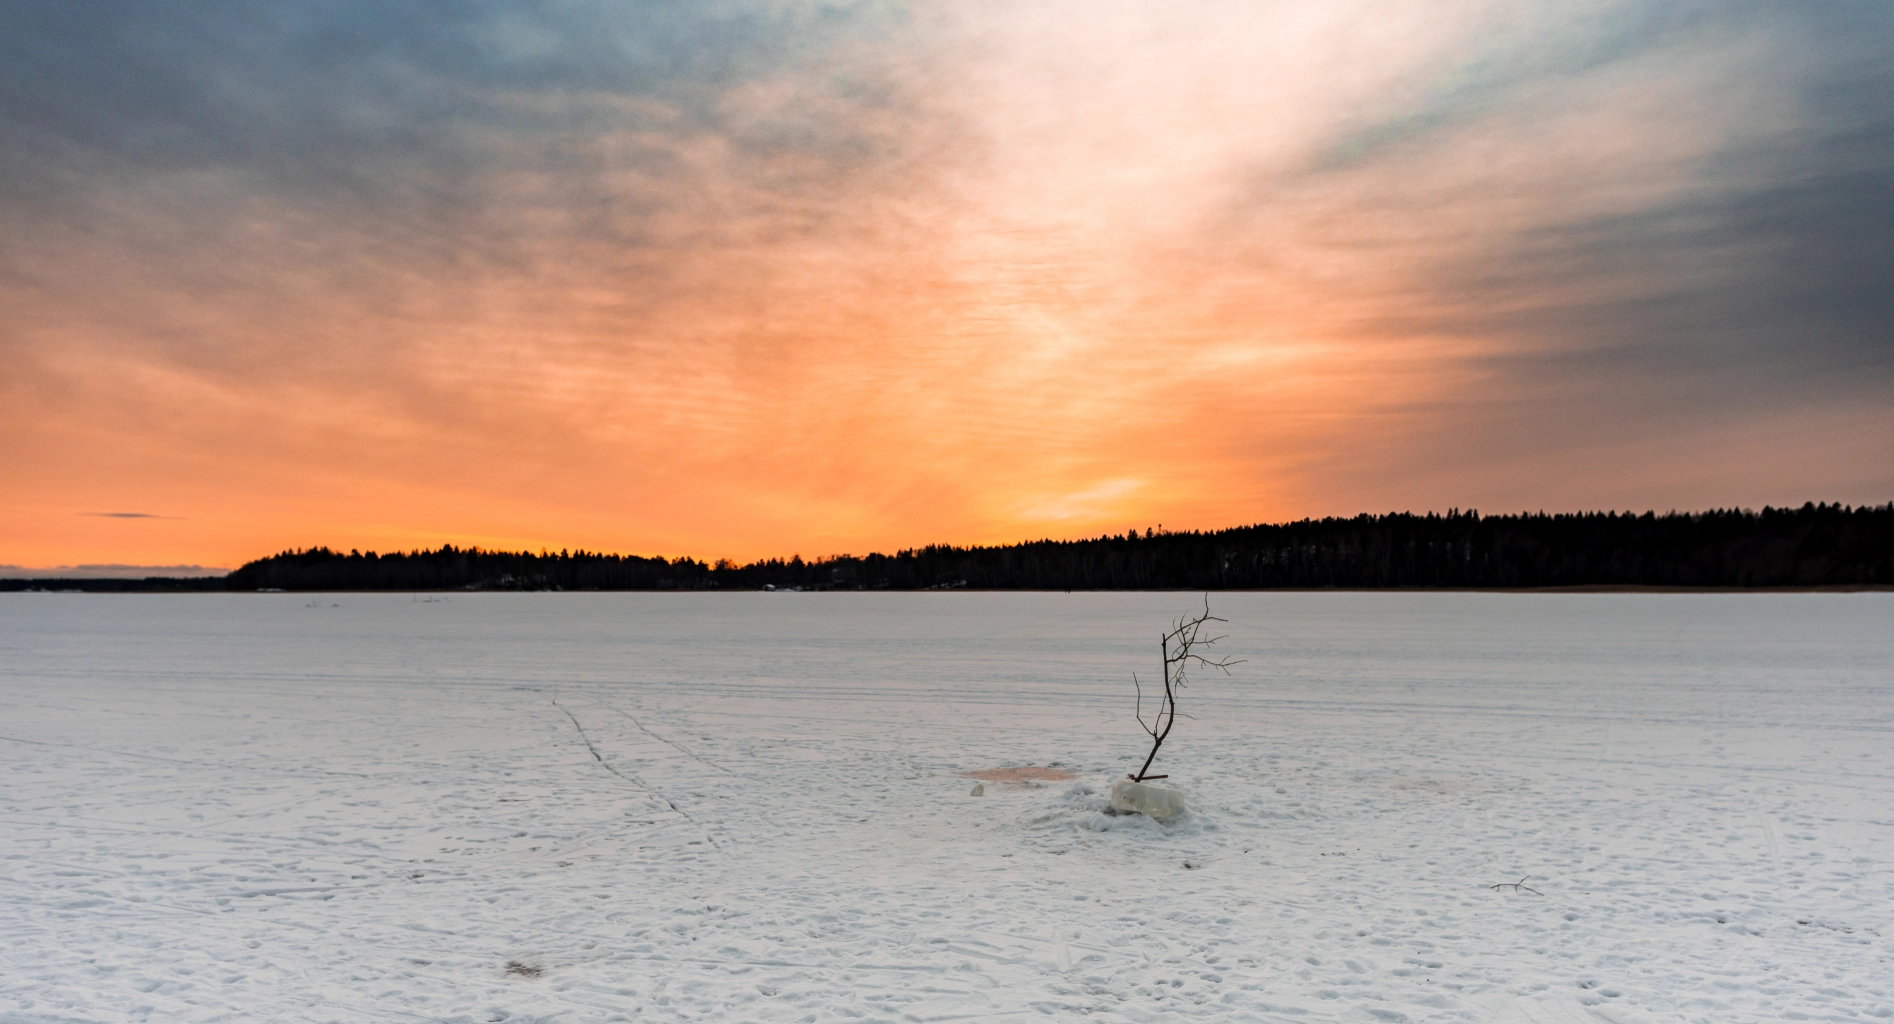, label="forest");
[12,502,1884,592]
